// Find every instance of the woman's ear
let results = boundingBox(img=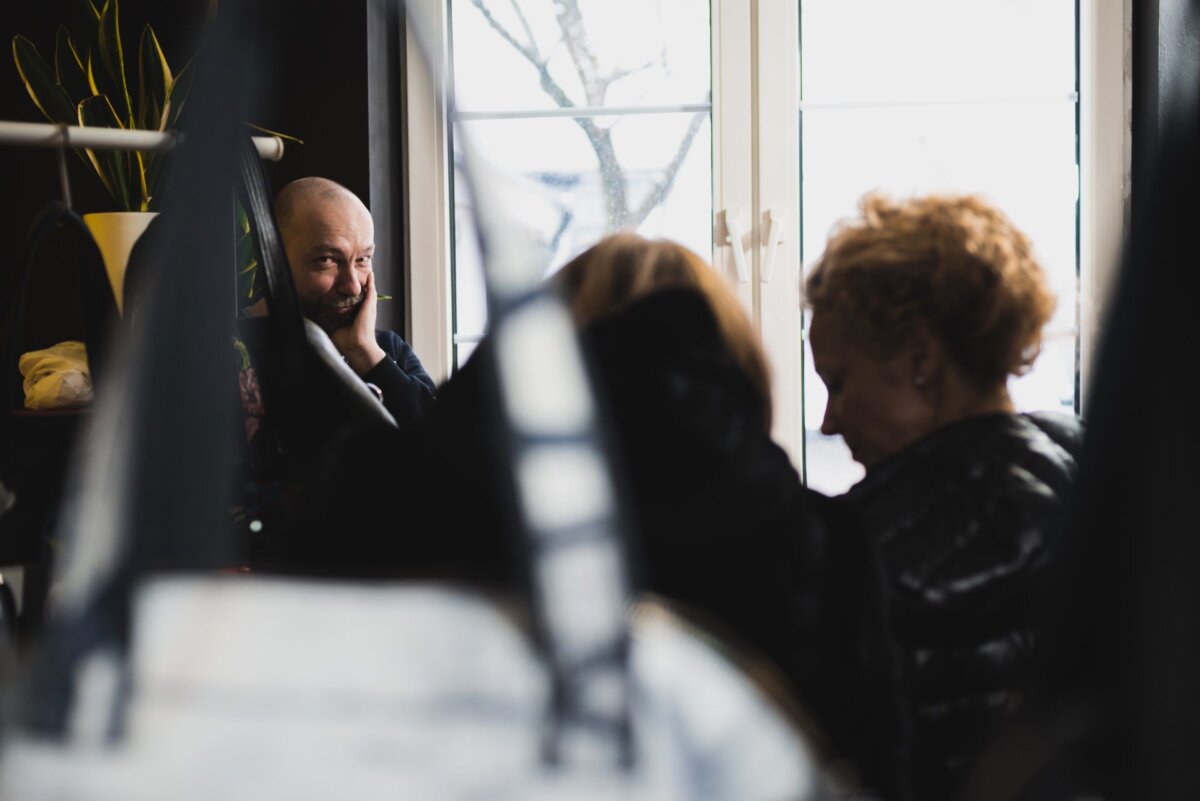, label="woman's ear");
[906,325,949,389]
